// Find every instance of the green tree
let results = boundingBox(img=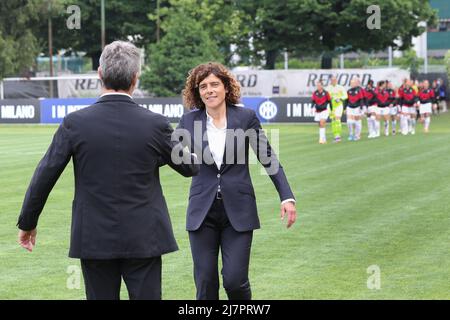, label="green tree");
[321,0,437,68]
[149,0,247,66]
[236,0,318,69]
[0,31,16,79]
[445,50,450,82]
[237,0,437,69]
[398,49,423,75]
[140,10,221,96]
[0,0,41,79]
[33,0,159,70]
